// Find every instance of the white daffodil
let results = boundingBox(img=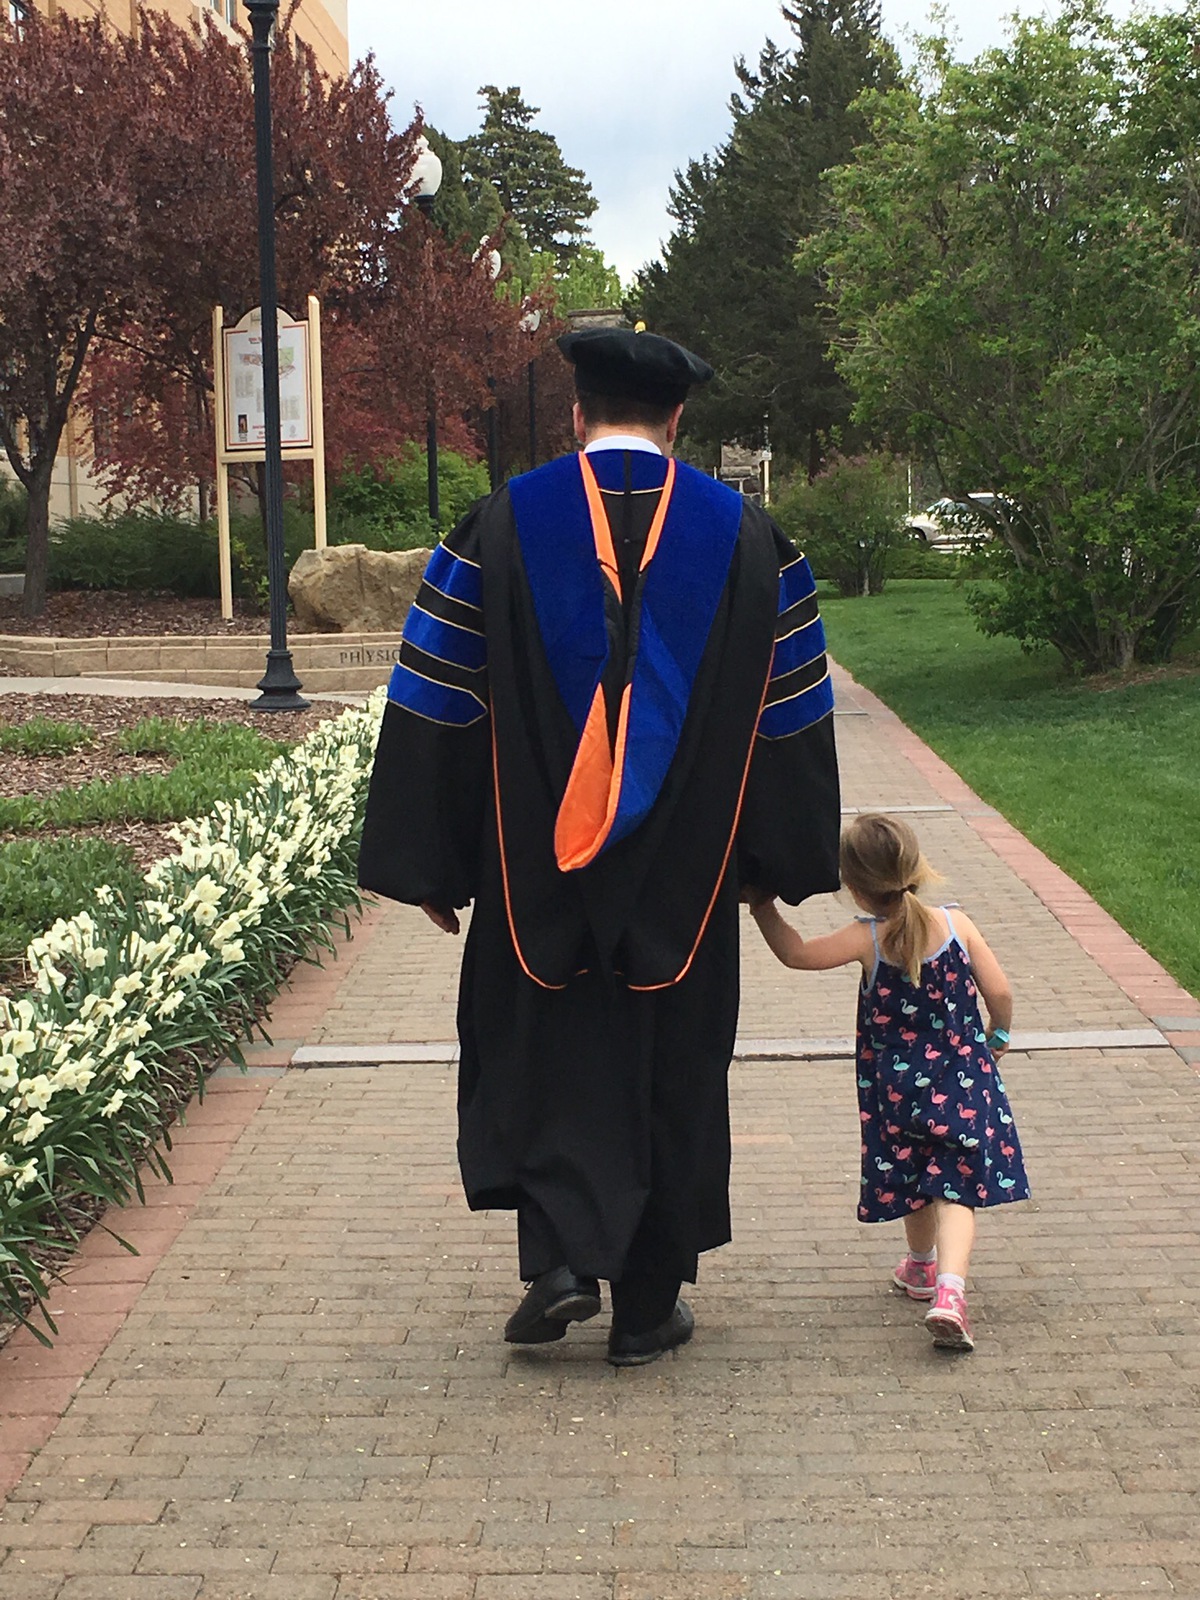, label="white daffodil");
[171,949,208,981]
[121,1055,145,1084]
[100,1091,125,1119]
[15,1110,50,1144]
[50,1061,95,1094]
[18,1075,55,1112]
